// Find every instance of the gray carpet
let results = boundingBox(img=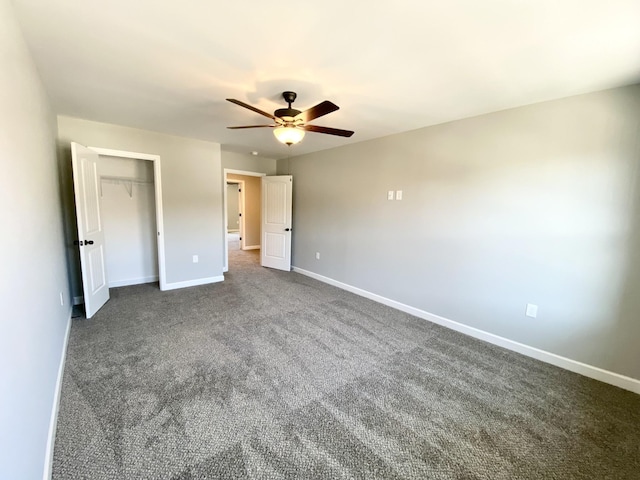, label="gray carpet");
[53,249,640,479]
